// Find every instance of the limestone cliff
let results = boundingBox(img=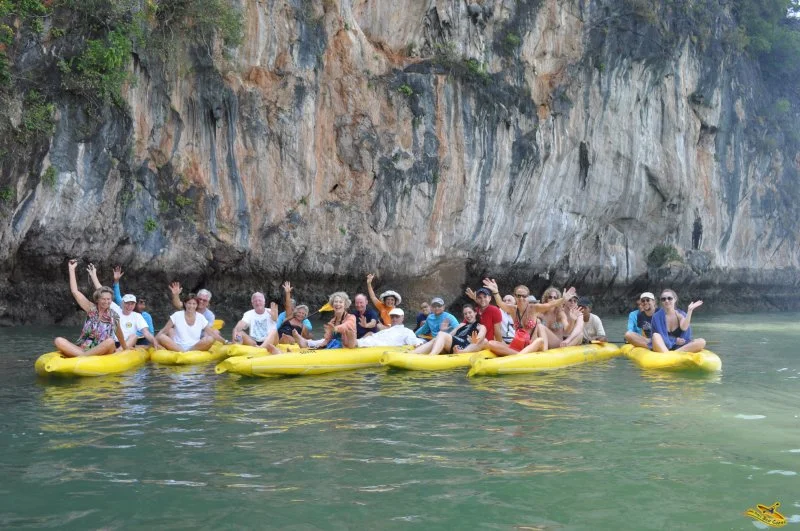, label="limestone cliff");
[0,0,798,324]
